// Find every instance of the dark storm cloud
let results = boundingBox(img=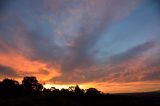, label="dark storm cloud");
[0,65,19,77]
